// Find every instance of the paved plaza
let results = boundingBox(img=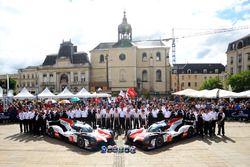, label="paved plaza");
[0,122,250,167]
